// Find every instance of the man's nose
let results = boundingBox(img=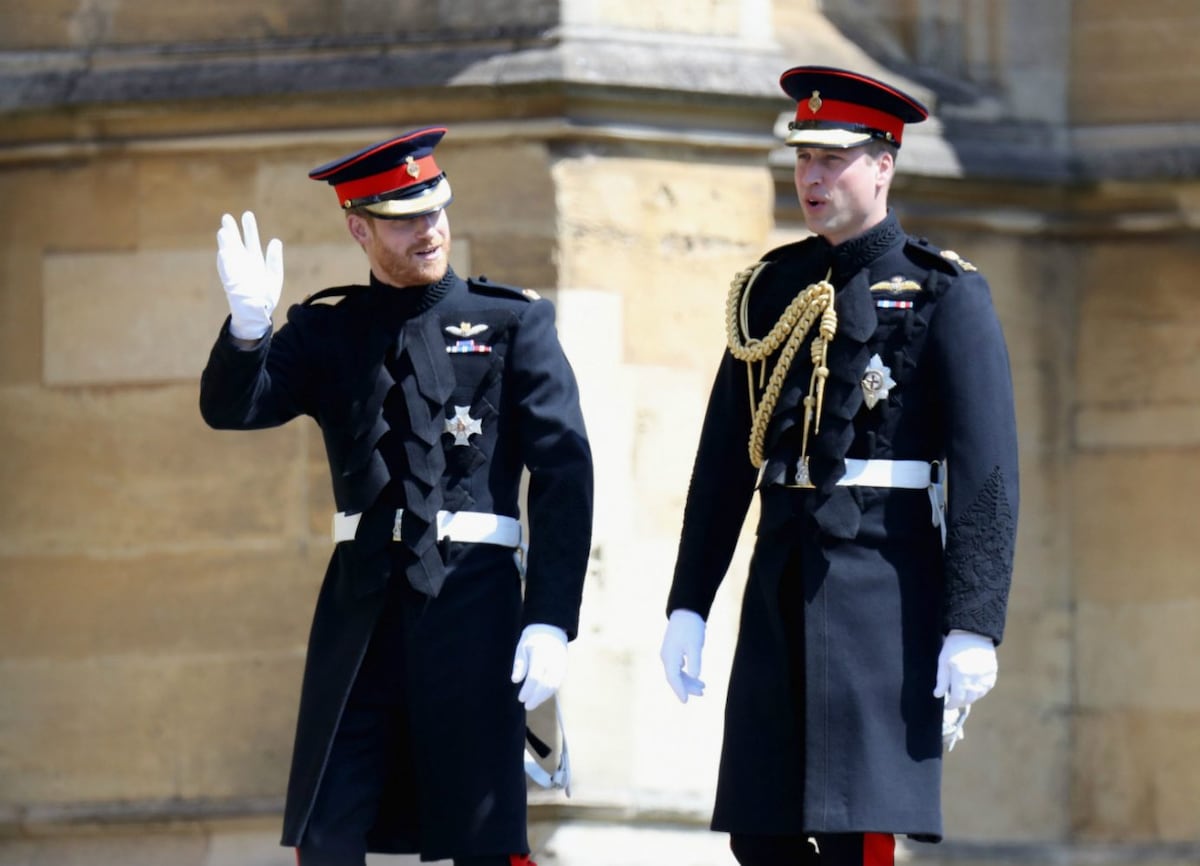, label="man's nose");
[414,213,437,233]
